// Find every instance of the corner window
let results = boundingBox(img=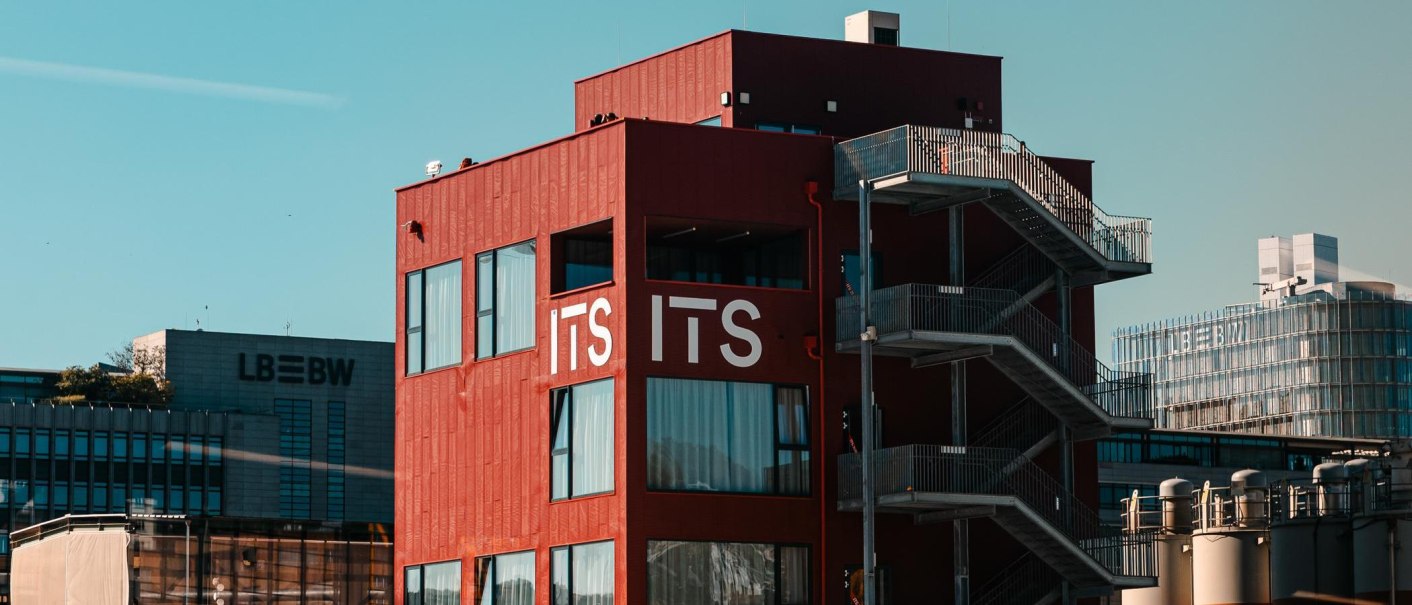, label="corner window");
[406,560,462,605]
[406,260,463,374]
[647,378,810,495]
[648,541,808,605]
[552,541,614,605]
[552,378,615,500]
[477,241,537,358]
[475,550,535,605]
[646,217,806,290]
[553,220,613,293]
